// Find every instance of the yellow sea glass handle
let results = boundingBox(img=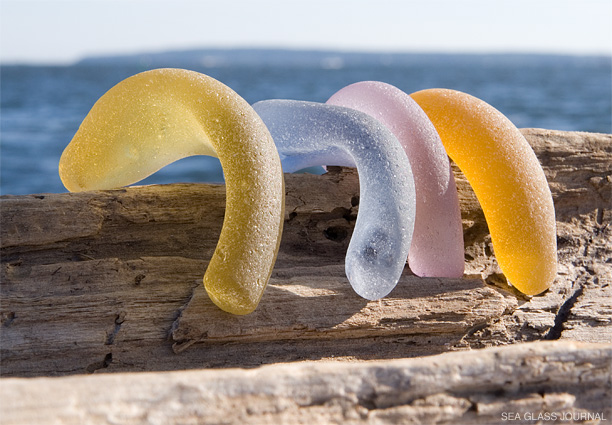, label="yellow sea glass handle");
[410,88,557,295]
[59,68,285,314]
